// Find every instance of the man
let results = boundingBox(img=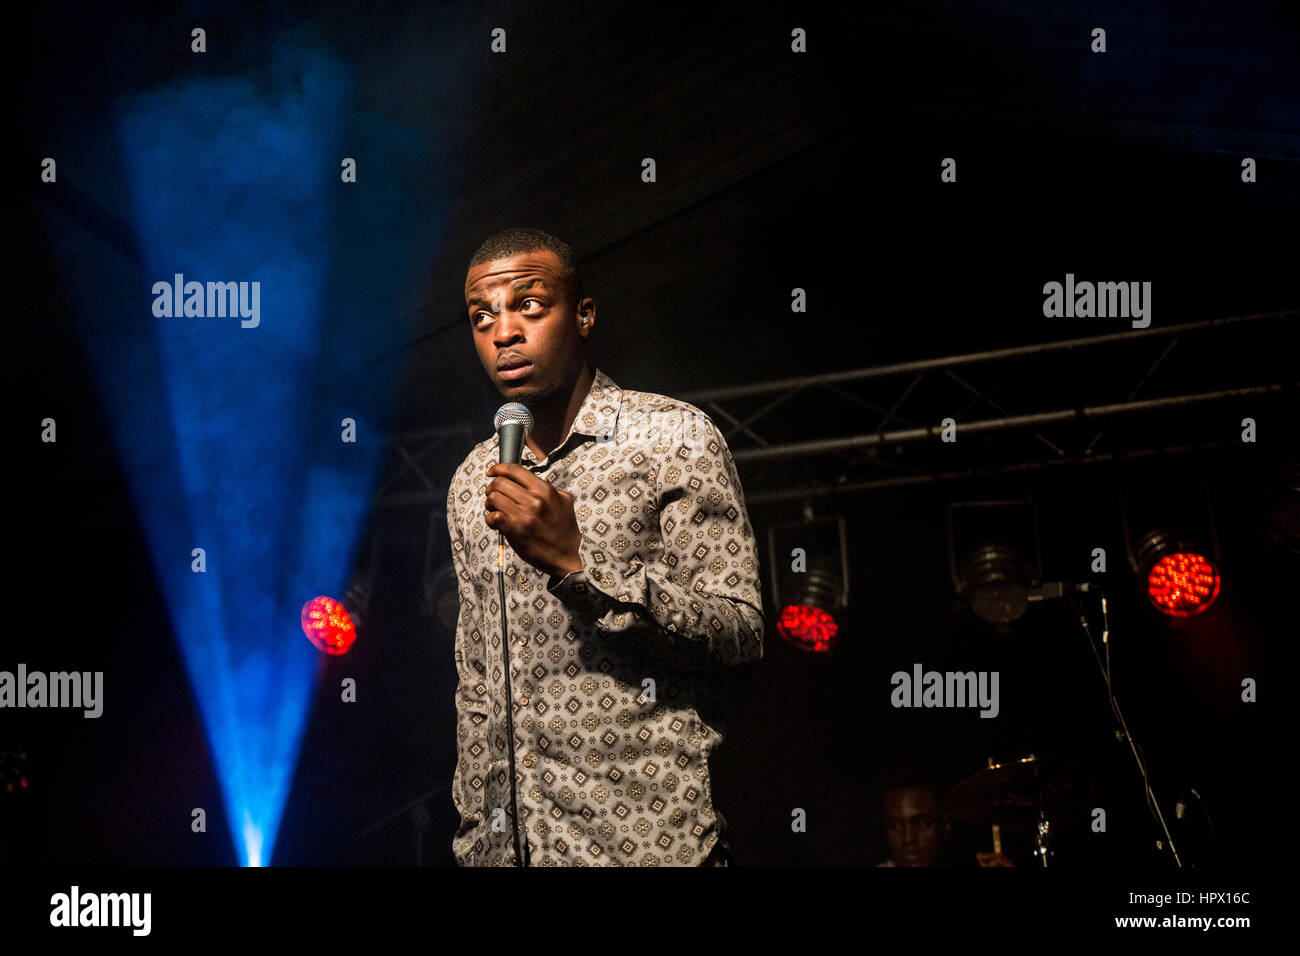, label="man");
[445,227,766,866]
[878,784,946,867]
